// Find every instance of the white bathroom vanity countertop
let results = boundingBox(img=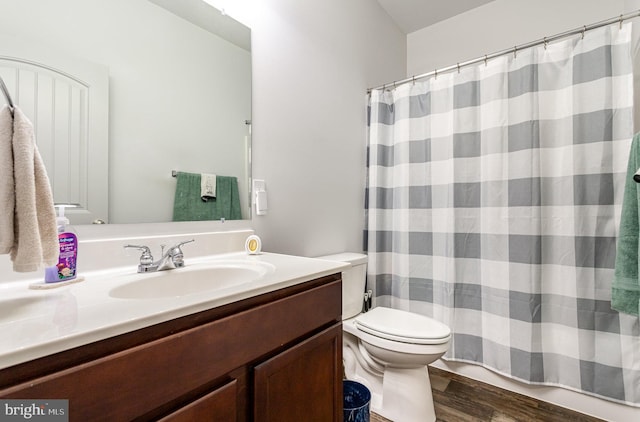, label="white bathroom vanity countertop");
[0,252,348,370]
